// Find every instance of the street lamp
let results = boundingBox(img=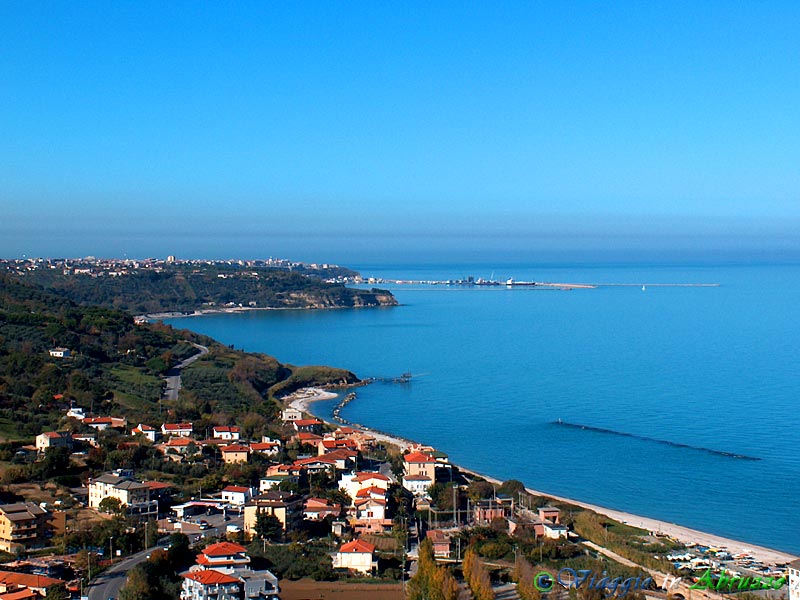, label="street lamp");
[110,537,114,563]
